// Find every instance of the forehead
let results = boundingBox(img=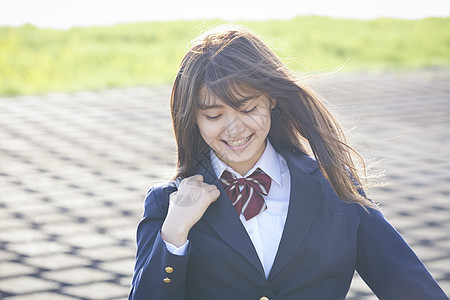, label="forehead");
[197,84,261,108]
